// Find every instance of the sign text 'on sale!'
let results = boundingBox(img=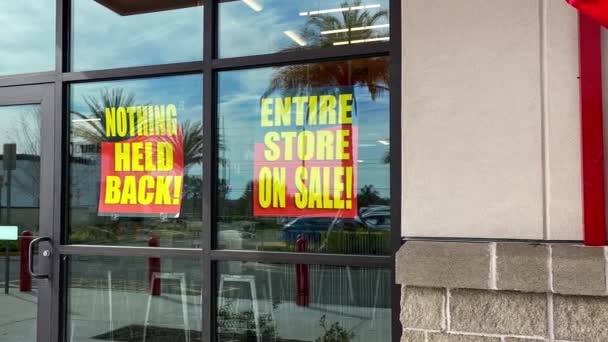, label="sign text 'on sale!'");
[253,89,358,218]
